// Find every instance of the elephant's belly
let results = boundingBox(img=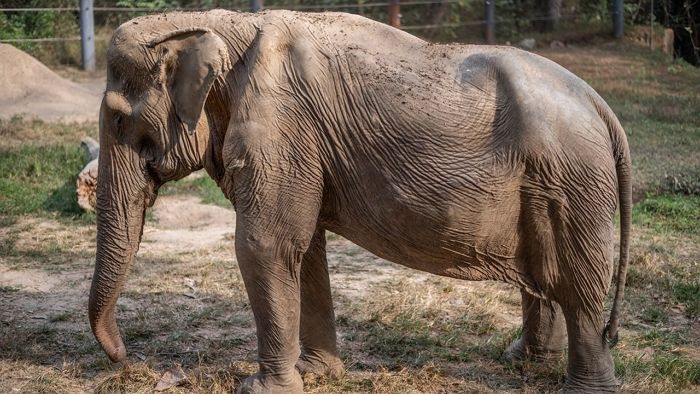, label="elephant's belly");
[323,188,528,285]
